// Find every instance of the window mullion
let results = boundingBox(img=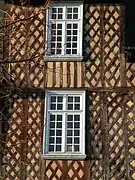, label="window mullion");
[62,95,66,152]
